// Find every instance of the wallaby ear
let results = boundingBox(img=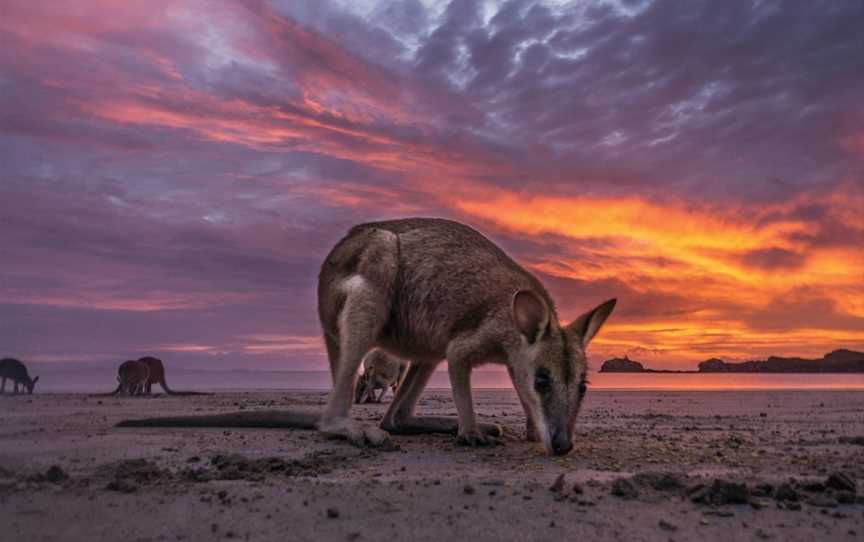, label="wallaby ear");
[512,290,550,344]
[567,298,617,348]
